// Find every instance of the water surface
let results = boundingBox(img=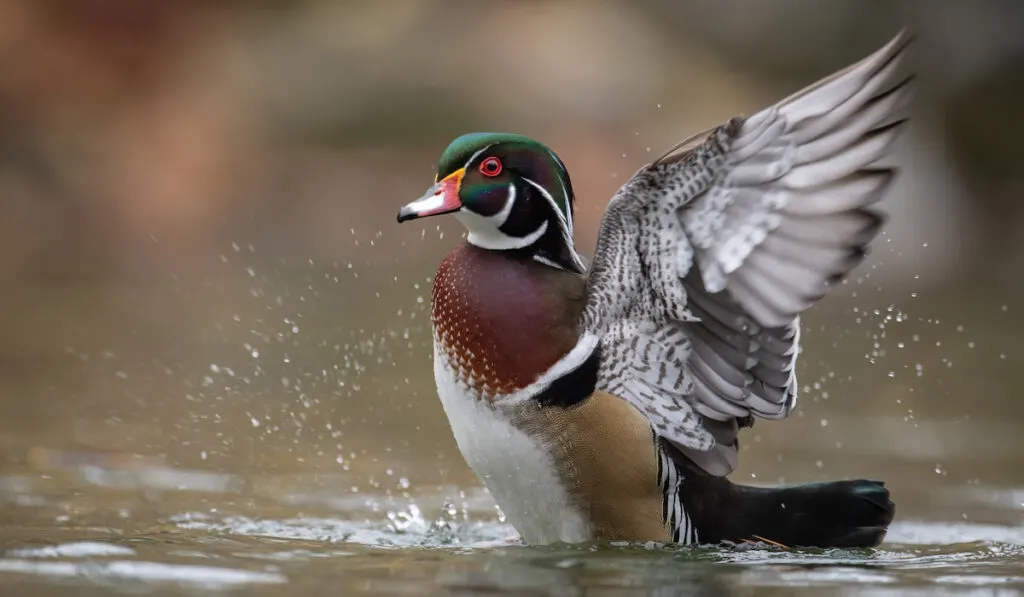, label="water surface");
[1,257,1020,596]
[2,445,1023,596]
